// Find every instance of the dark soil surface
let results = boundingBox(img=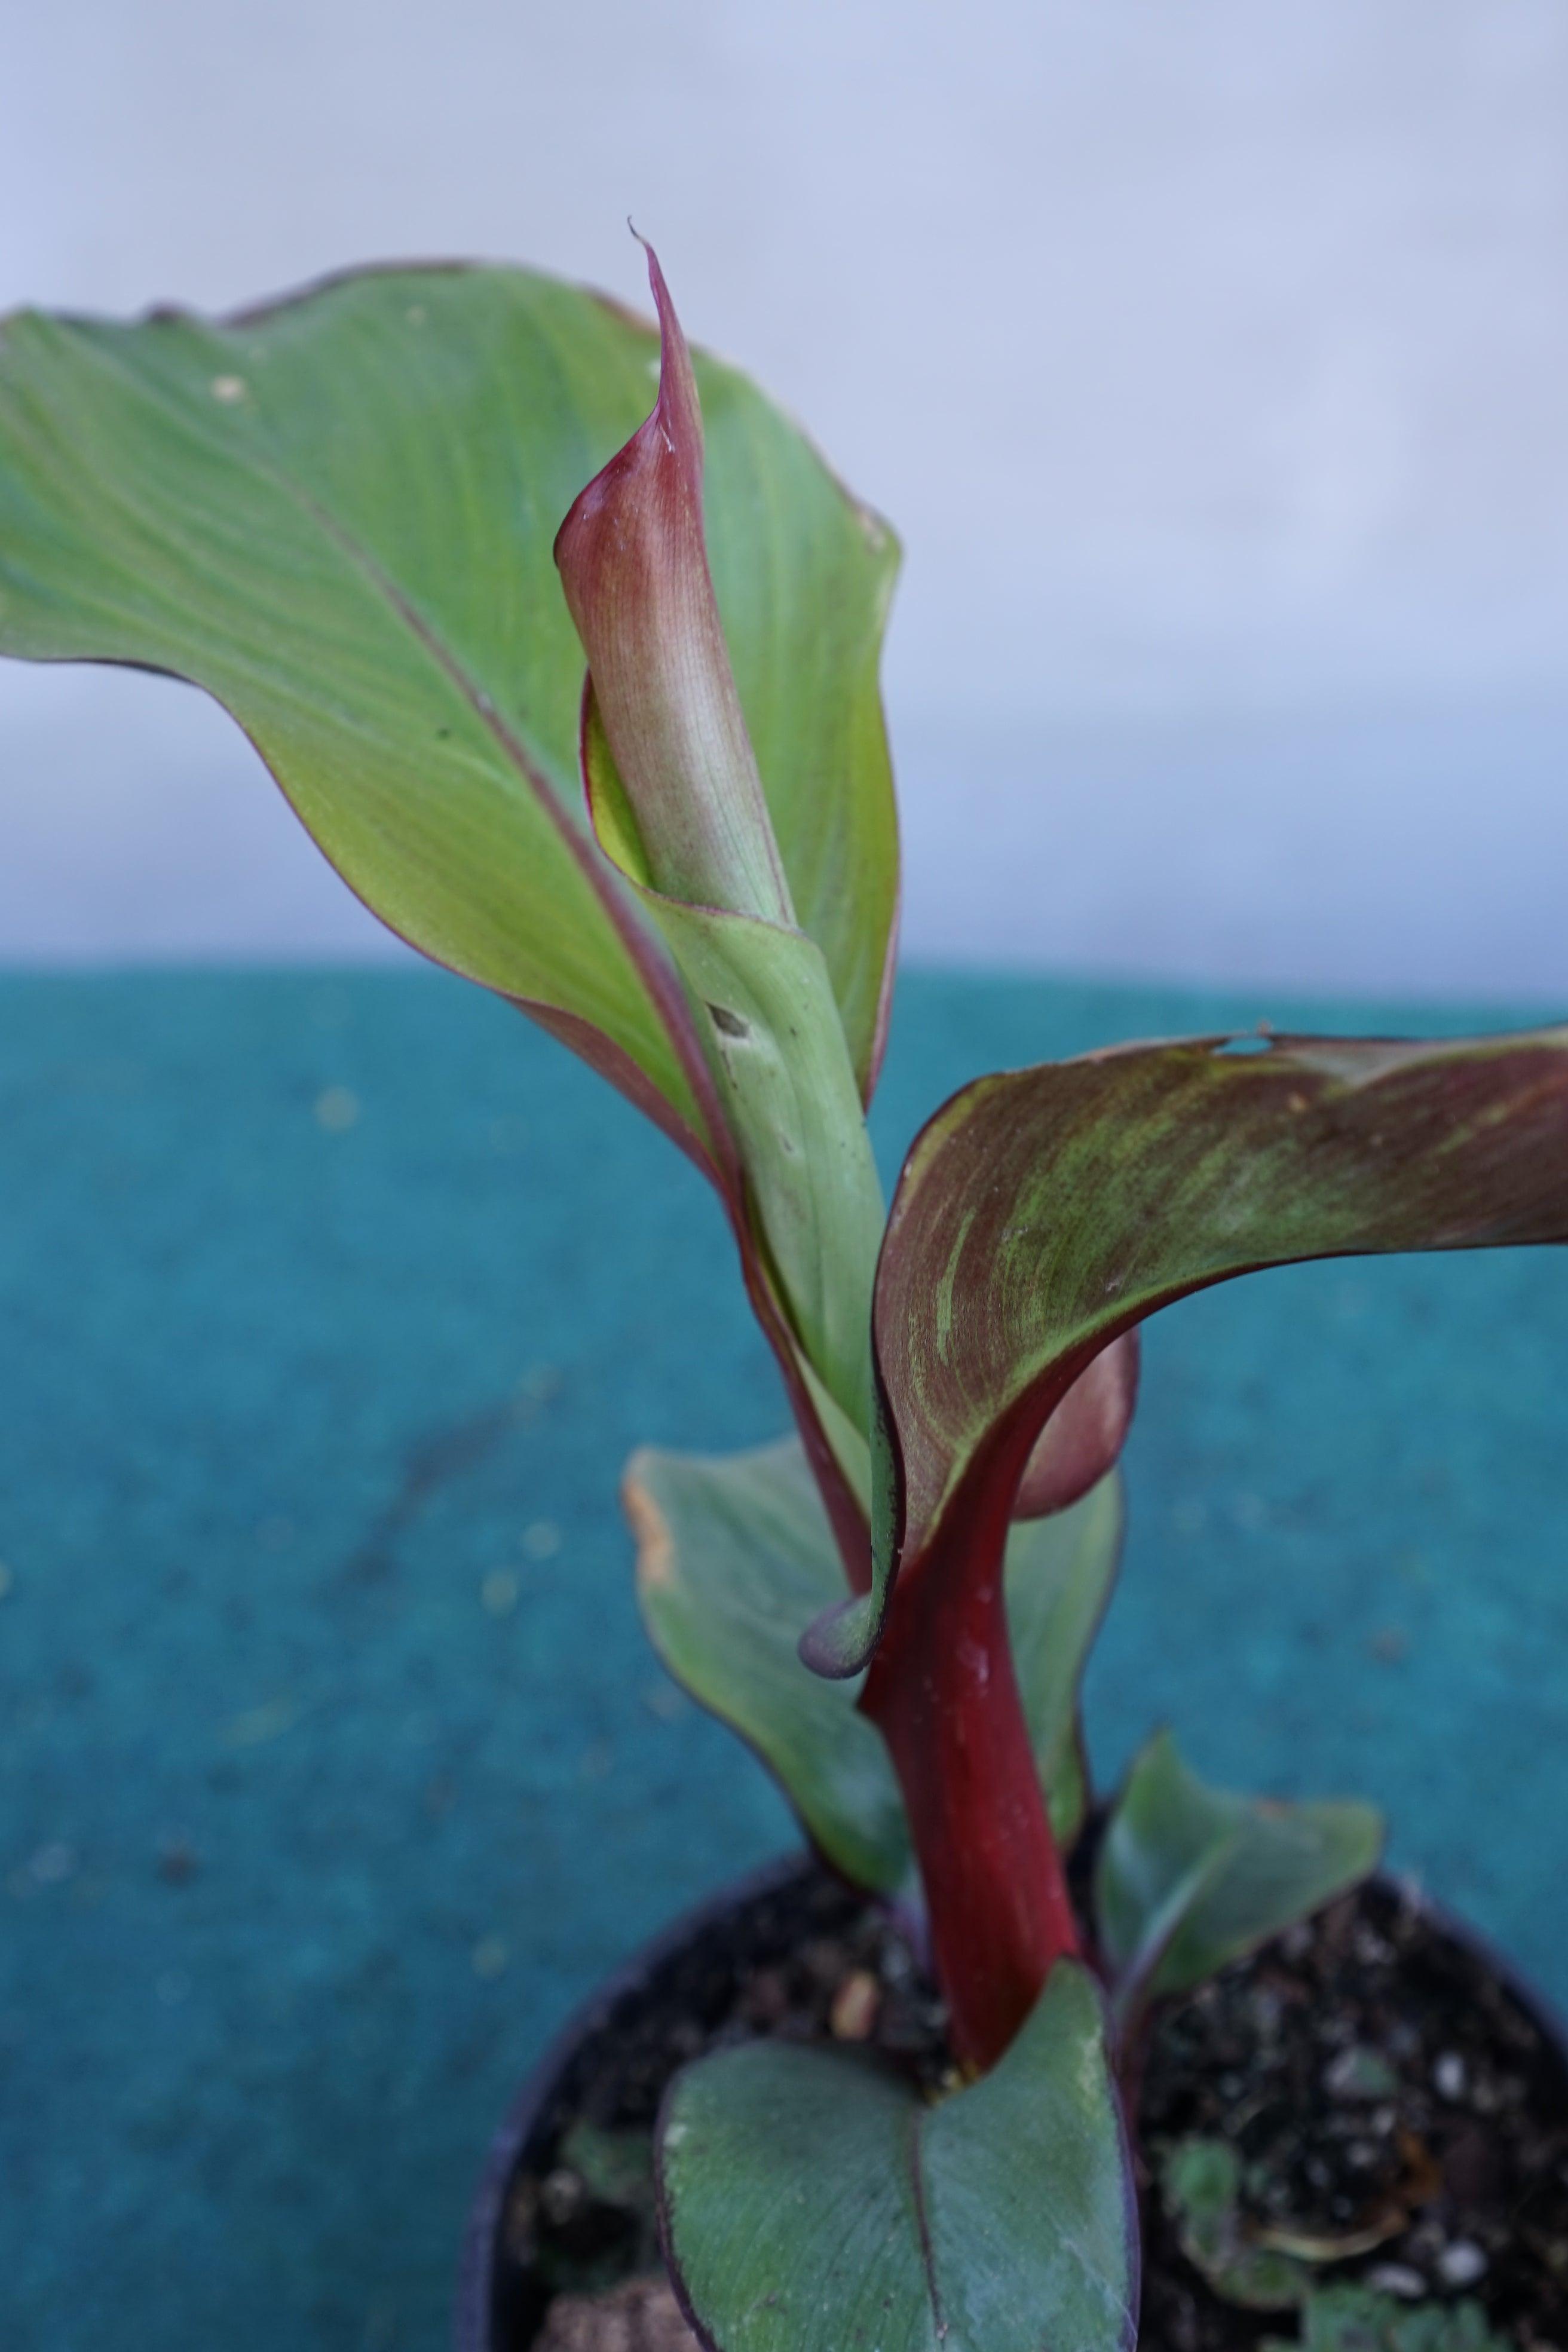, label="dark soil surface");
[484,1865,1568,2352]
[1138,1878,1568,2352]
